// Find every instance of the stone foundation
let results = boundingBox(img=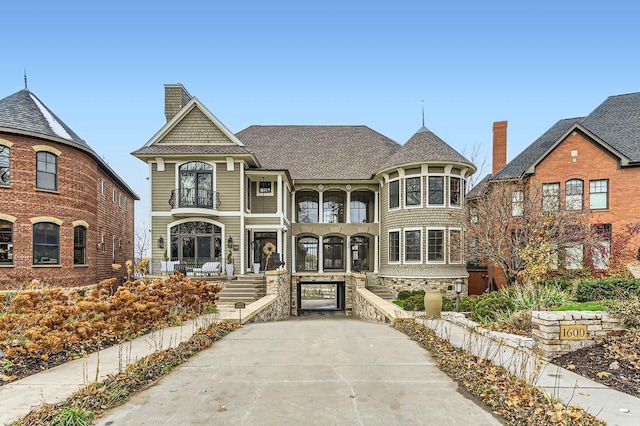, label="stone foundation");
[250,269,290,322]
[531,311,627,360]
[378,276,468,299]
